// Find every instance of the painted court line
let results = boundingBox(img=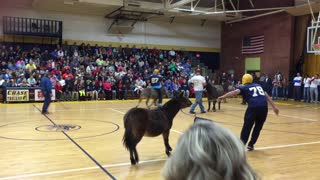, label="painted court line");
[276,114,318,122]
[225,105,318,122]
[256,140,320,150]
[2,140,320,179]
[0,159,167,180]
[170,129,183,134]
[109,108,126,115]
